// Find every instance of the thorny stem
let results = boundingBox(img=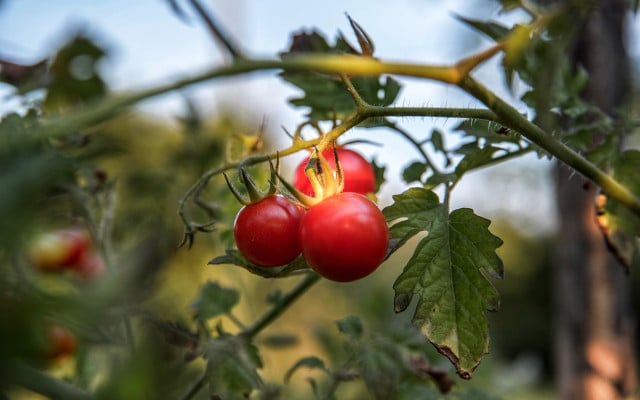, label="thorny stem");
[459,75,640,215]
[32,47,639,217]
